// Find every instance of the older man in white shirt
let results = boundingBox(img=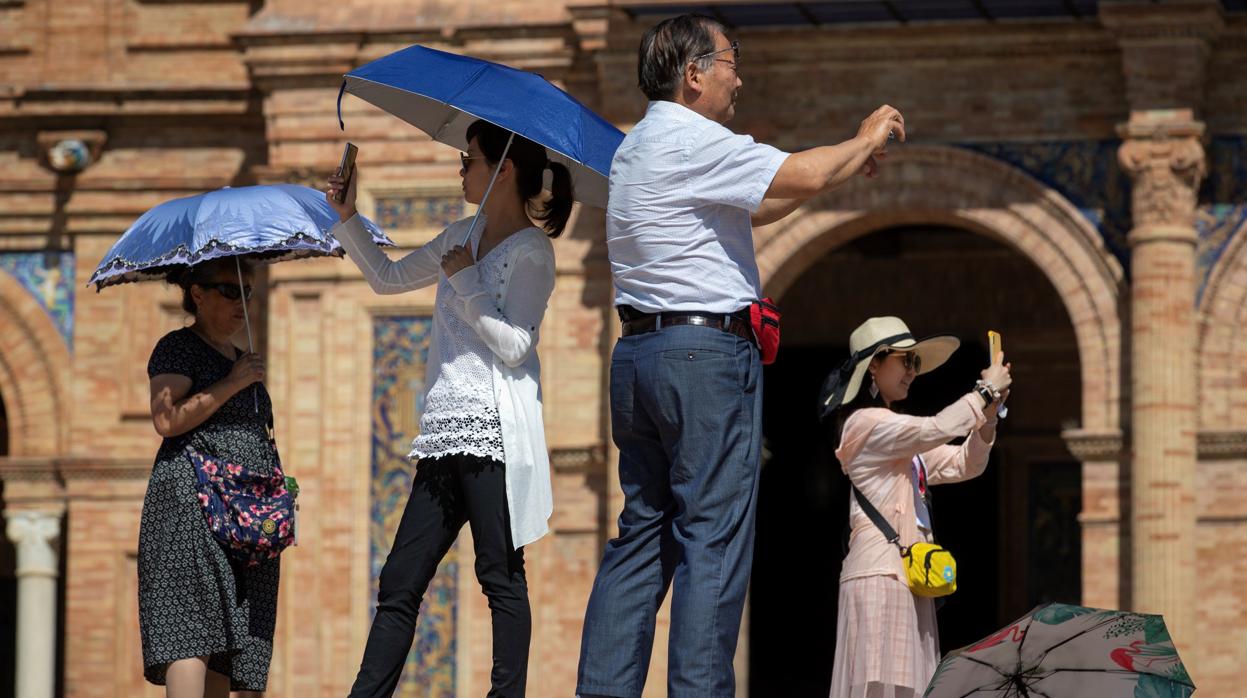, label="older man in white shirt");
[577,14,905,698]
